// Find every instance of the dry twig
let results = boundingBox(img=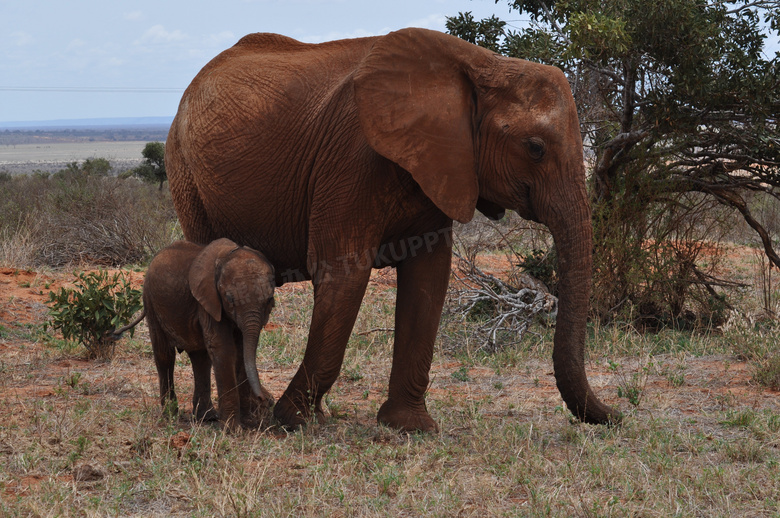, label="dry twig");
[450,250,557,351]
